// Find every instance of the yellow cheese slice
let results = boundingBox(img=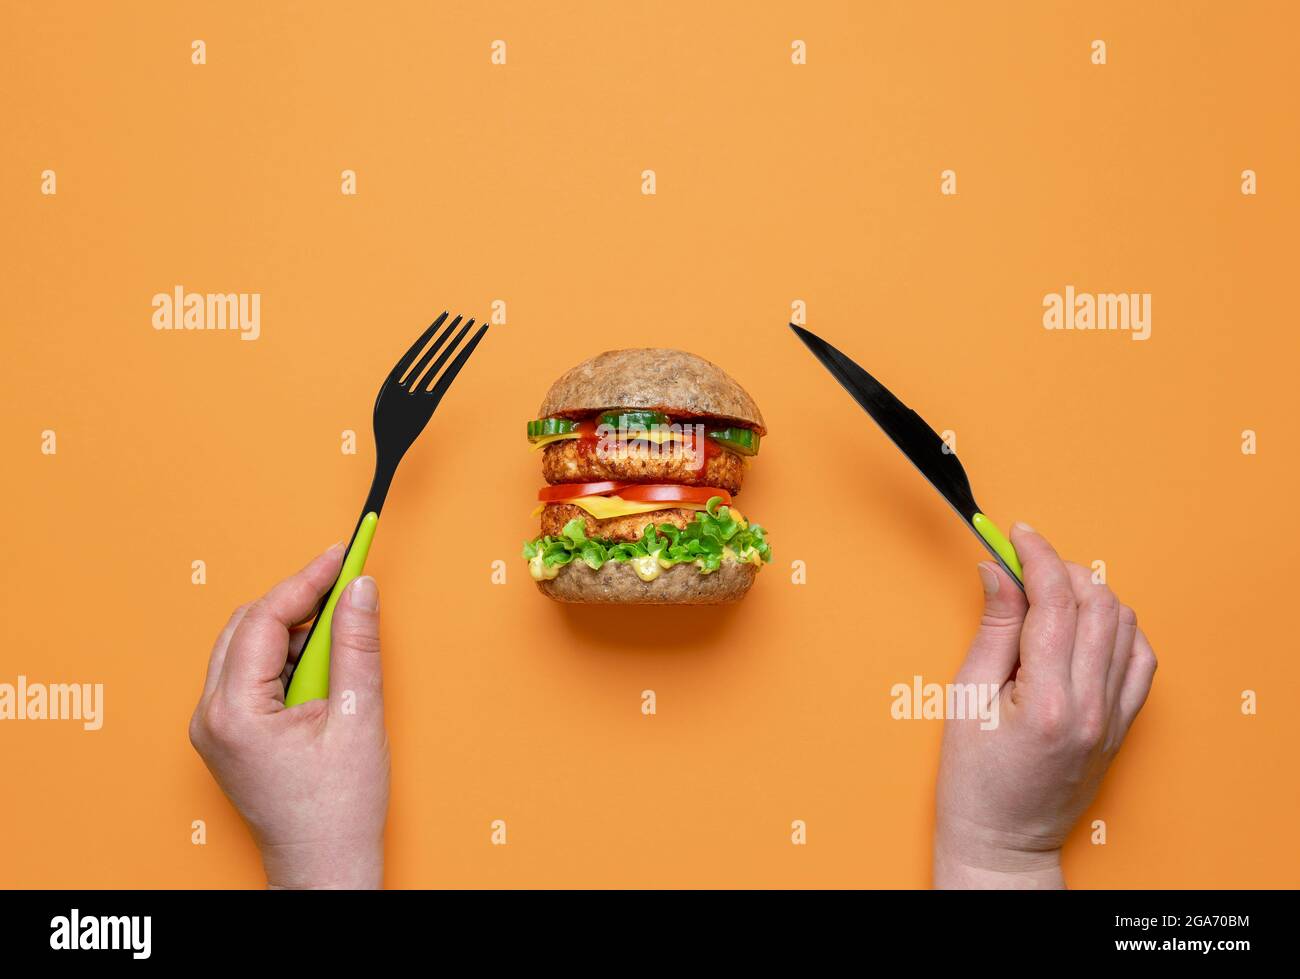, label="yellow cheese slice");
[532,496,747,534]
[528,428,688,451]
[567,495,708,520]
[529,432,580,451]
[532,494,715,520]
